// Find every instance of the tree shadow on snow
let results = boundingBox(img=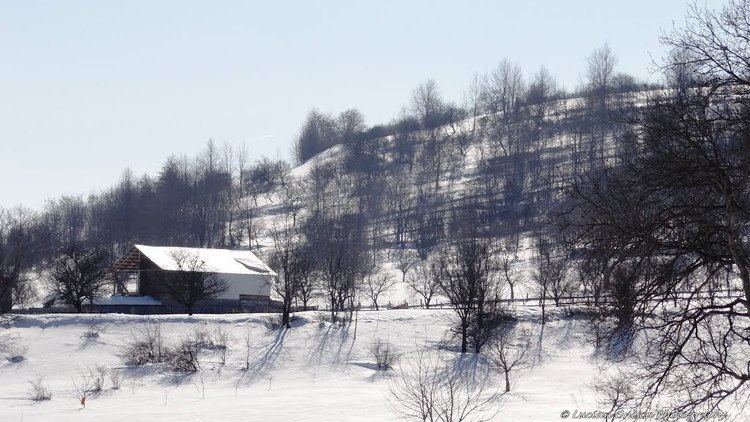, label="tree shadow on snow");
[234,327,288,388]
[307,322,354,367]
